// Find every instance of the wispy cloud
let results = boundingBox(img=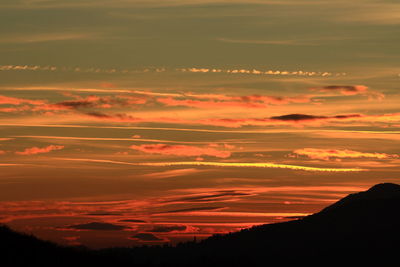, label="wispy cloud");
[216,36,357,46]
[0,64,344,77]
[130,144,232,158]
[310,85,384,100]
[0,0,324,10]
[14,135,242,145]
[53,158,366,172]
[0,95,45,105]
[139,161,366,172]
[62,222,130,231]
[15,145,64,155]
[141,168,205,179]
[156,93,313,109]
[0,33,96,44]
[292,148,398,161]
